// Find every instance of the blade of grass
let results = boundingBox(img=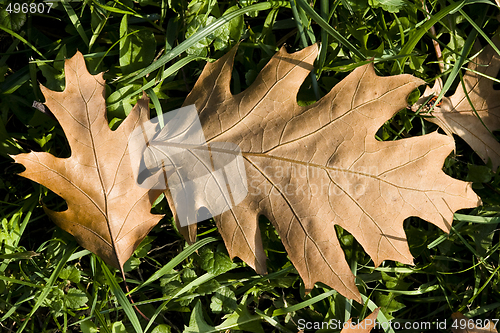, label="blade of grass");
[0,275,38,288]
[361,266,420,274]
[427,221,466,249]
[144,272,217,333]
[95,309,113,333]
[465,302,500,317]
[234,265,294,296]
[94,29,140,70]
[0,36,21,67]
[128,237,217,295]
[464,66,500,83]
[118,1,289,84]
[458,264,500,312]
[90,0,138,16]
[294,0,365,59]
[88,8,110,51]
[345,241,359,324]
[458,64,494,137]
[68,249,92,262]
[121,55,204,109]
[374,284,439,295]
[90,0,163,31]
[449,224,490,267]
[61,0,90,48]
[272,289,336,316]
[431,7,485,109]
[28,57,41,100]
[296,1,316,44]
[361,295,395,333]
[290,0,320,100]
[90,255,113,333]
[454,213,500,224]
[0,27,45,59]
[0,194,37,273]
[459,8,500,55]
[145,87,164,128]
[254,309,293,333]
[100,259,143,333]
[0,292,35,322]
[16,243,77,333]
[394,0,466,72]
[317,0,329,77]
